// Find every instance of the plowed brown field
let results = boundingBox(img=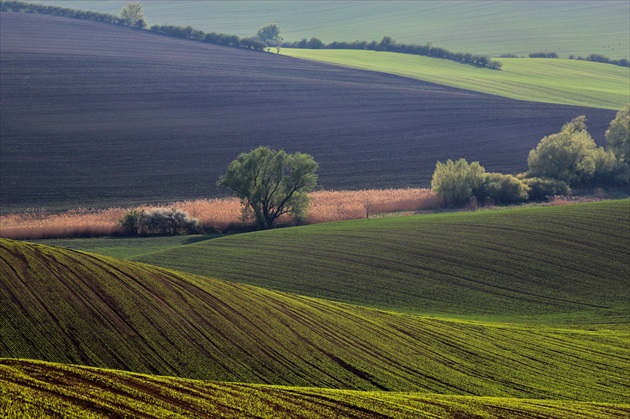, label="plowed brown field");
[0,12,617,211]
